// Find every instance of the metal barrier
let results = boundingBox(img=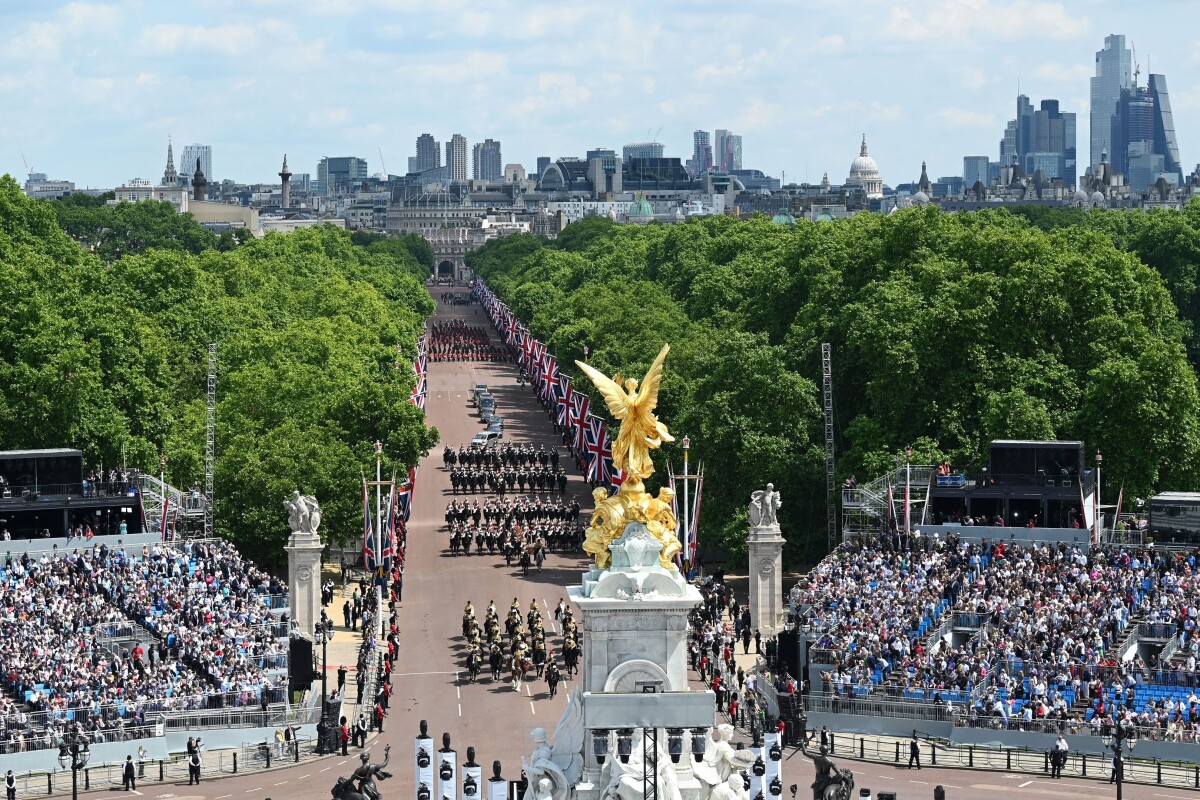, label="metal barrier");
[808,692,957,723]
[837,732,1200,791]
